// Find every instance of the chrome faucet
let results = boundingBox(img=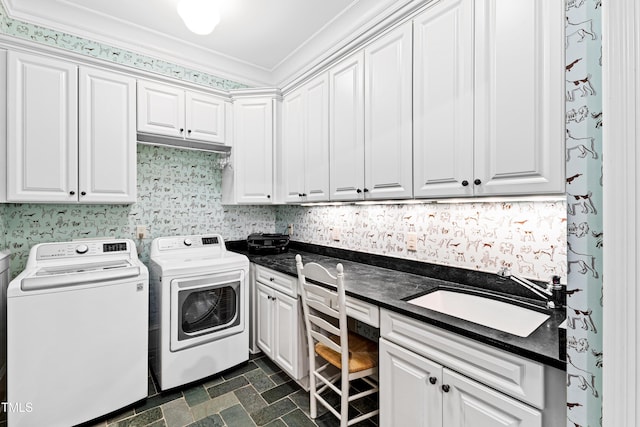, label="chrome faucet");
[497,267,564,309]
